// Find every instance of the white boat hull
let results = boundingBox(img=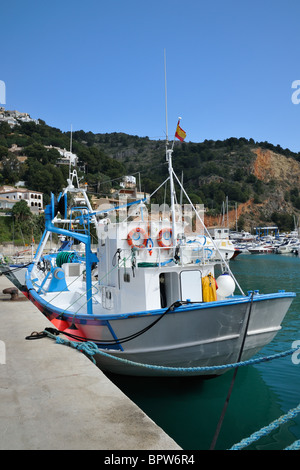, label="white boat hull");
[2,256,295,377]
[89,294,293,376]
